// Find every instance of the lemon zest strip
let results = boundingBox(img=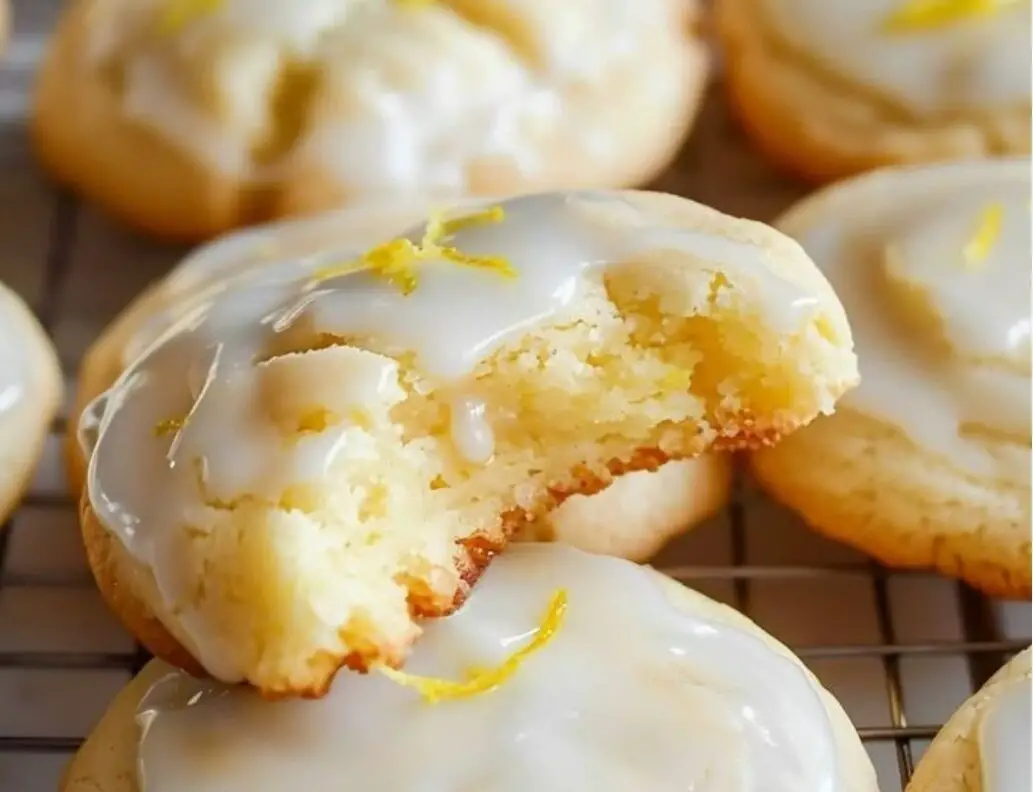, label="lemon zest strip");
[881,0,1022,32]
[310,206,513,293]
[154,416,187,437]
[157,0,225,34]
[378,588,569,704]
[964,202,1005,268]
